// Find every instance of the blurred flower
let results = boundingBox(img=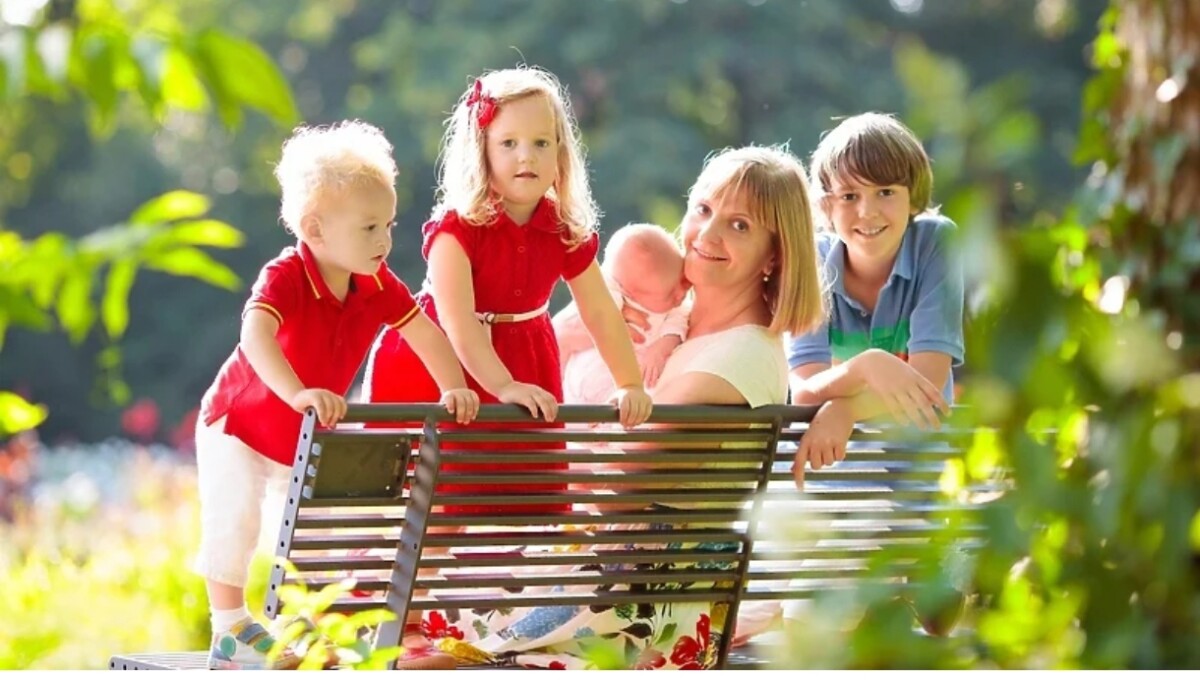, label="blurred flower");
[170,407,200,455]
[121,399,161,442]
